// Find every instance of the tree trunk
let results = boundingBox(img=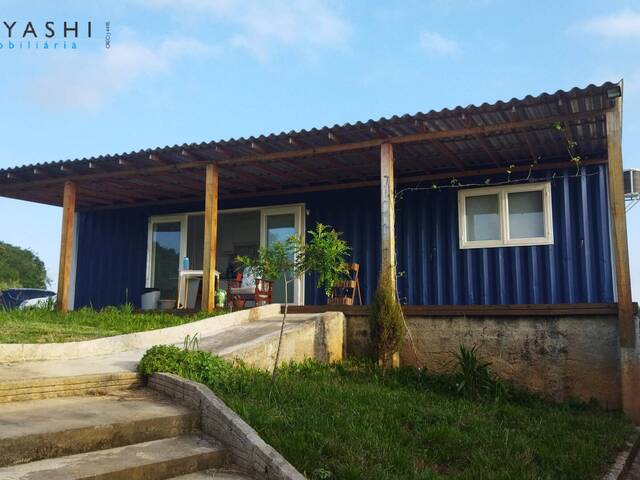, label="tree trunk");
[271,273,289,382]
